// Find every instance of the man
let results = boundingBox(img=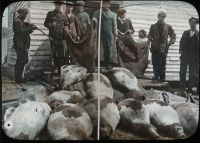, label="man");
[179,17,199,92]
[75,1,91,40]
[64,1,81,64]
[44,0,68,76]
[148,11,176,81]
[65,2,81,41]
[13,8,37,83]
[92,0,118,69]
